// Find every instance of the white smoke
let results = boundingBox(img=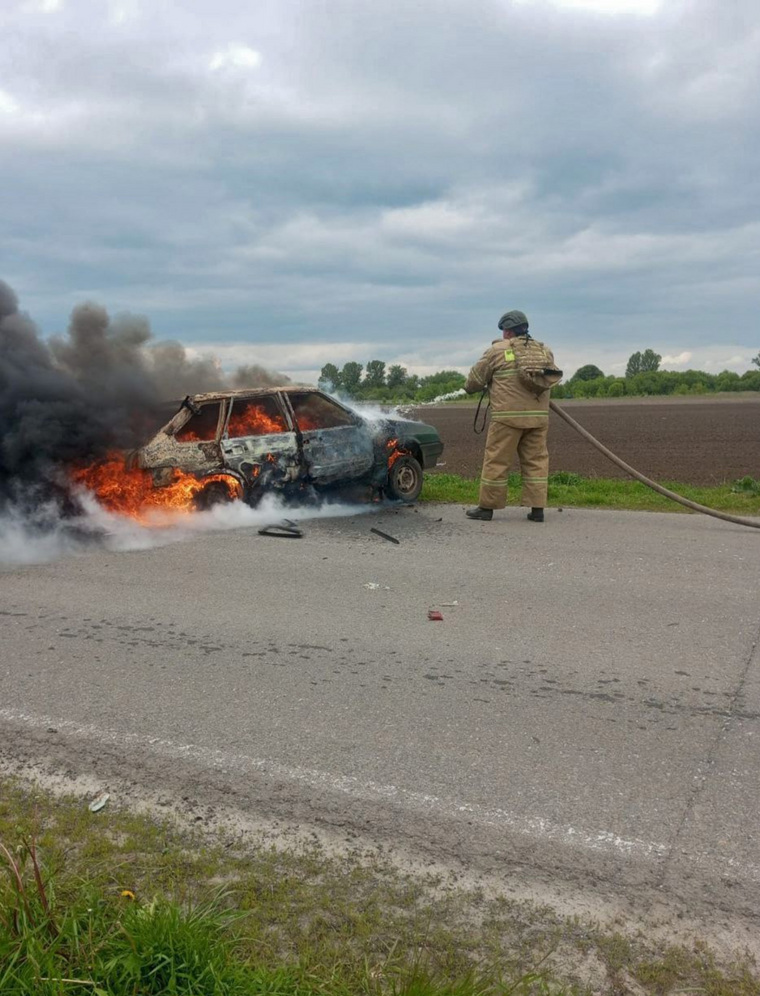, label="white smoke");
[0,492,372,567]
[417,388,467,406]
[395,387,467,418]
